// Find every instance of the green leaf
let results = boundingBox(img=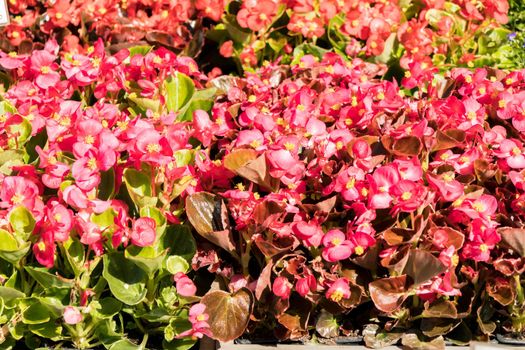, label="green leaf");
[7,117,32,146]
[0,243,30,264]
[166,255,189,275]
[164,72,195,113]
[92,208,117,230]
[123,168,157,209]
[22,302,51,324]
[128,94,161,114]
[173,149,195,167]
[138,307,171,322]
[29,322,62,341]
[129,45,153,57]
[9,206,35,240]
[223,14,252,44]
[24,266,73,290]
[375,33,398,64]
[165,316,192,341]
[0,286,25,305]
[102,252,148,305]
[25,129,47,164]
[292,43,329,64]
[109,339,141,350]
[161,225,197,262]
[177,88,217,122]
[95,319,124,346]
[99,168,115,200]
[0,229,18,251]
[315,310,339,338]
[62,238,85,276]
[0,151,26,174]
[0,100,17,115]
[125,245,166,275]
[91,298,122,319]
